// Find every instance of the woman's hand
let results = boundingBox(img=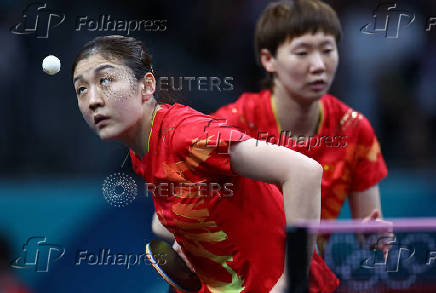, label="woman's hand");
[359,209,394,258]
[270,273,287,293]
